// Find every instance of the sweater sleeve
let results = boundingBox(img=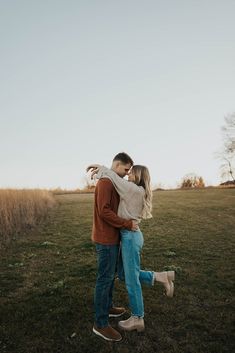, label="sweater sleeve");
[96,178,133,230]
[96,166,144,199]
